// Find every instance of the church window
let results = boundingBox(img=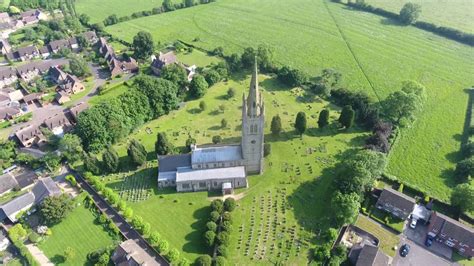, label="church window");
[199,182,206,188]
[214,163,217,167]
[182,183,190,189]
[214,182,217,187]
[251,140,256,144]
